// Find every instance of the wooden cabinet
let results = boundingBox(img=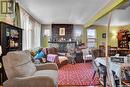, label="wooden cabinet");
[0,22,22,55]
[0,22,22,85]
[118,30,129,49]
